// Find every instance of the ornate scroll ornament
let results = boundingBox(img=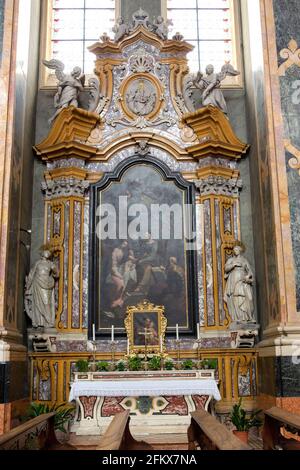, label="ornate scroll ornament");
[129,49,155,73]
[42,177,90,198]
[284,139,300,175]
[194,175,243,197]
[278,39,300,76]
[88,77,109,114]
